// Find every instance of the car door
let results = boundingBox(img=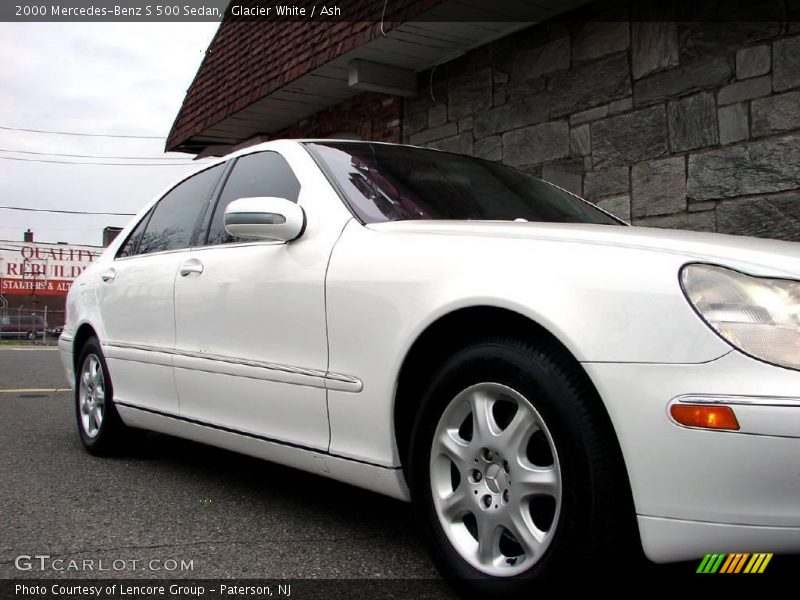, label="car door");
[173,149,346,451]
[97,163,225,414]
